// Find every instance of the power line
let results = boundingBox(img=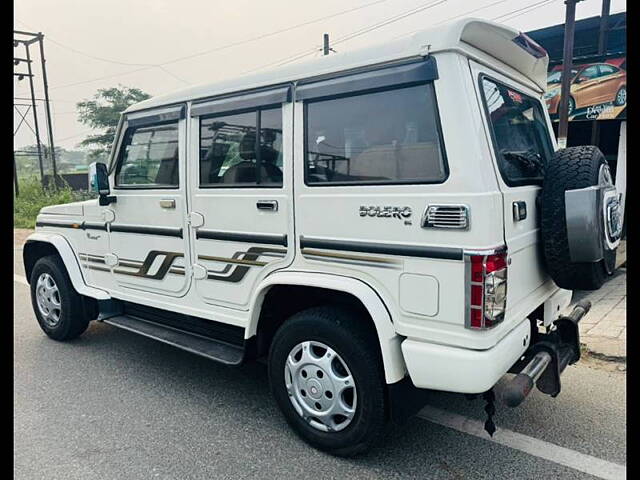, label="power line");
[241,0,449,75]
[157,0,393,66]
[495,0,558,22]
[18,0,395,90]
[14,18,151,66]
[332,0,448,46]
[49,67,150,90]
